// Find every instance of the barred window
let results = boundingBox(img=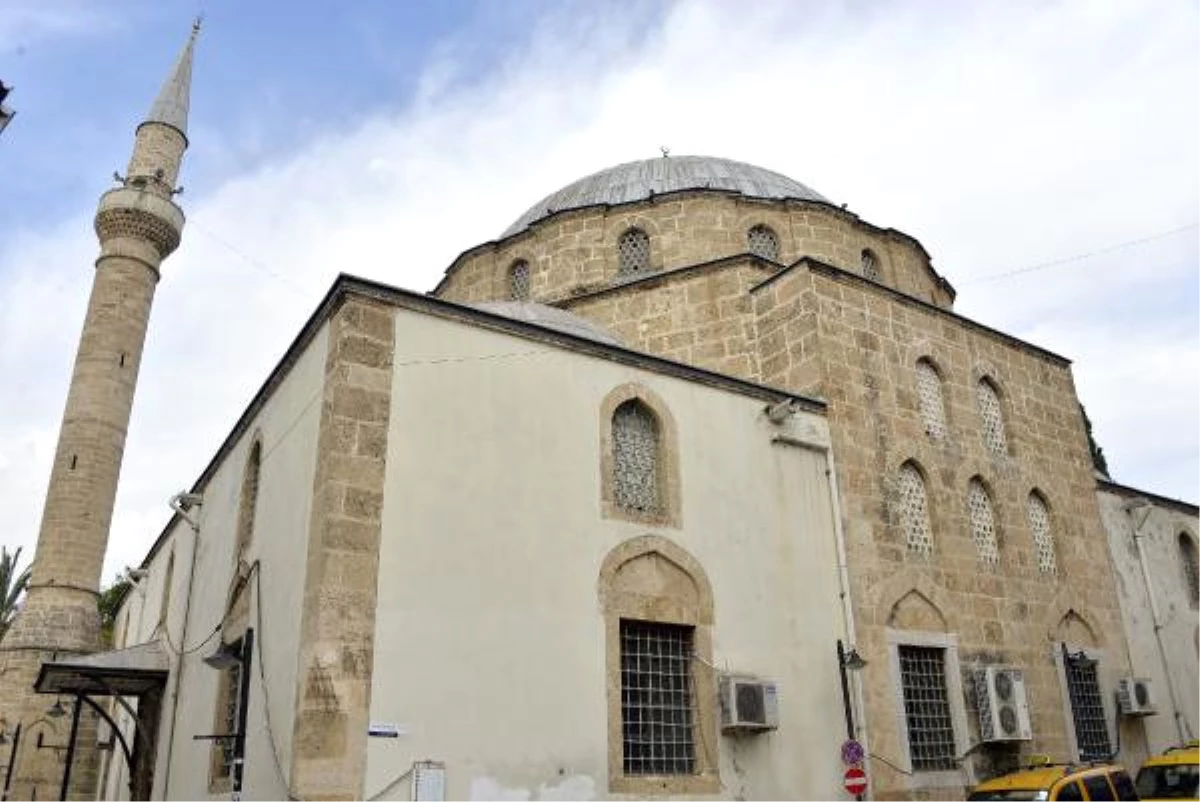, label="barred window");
[967,479,1000,567]
[1064,650,1111,761]
[618,228,651,275]
[1180,534,1199,608]
[509,259,530,301]
[915,359,948,440]
[213,648,243,780]
[898,645,957,771]
[862,249,881,281]
[977,378,1008,455]
[613,401,661,515]
[620,619,695,775]
[1027,492,1057,575]
[747,225,779,261]
[899,462,934,557]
